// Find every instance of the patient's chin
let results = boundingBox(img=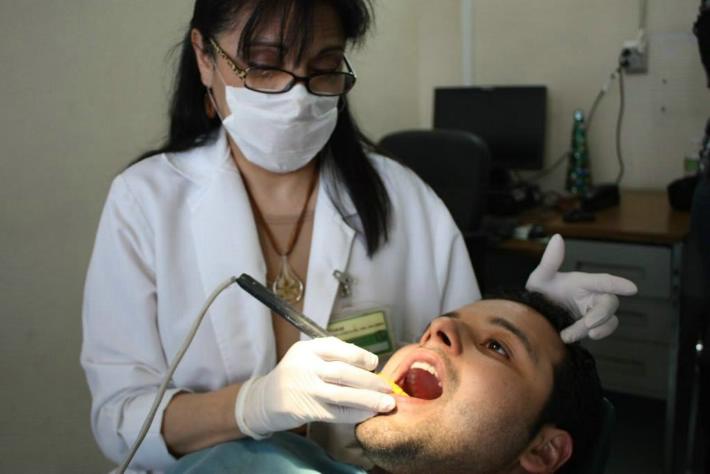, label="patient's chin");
[356,415,406,454]
[355,418,422,473]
